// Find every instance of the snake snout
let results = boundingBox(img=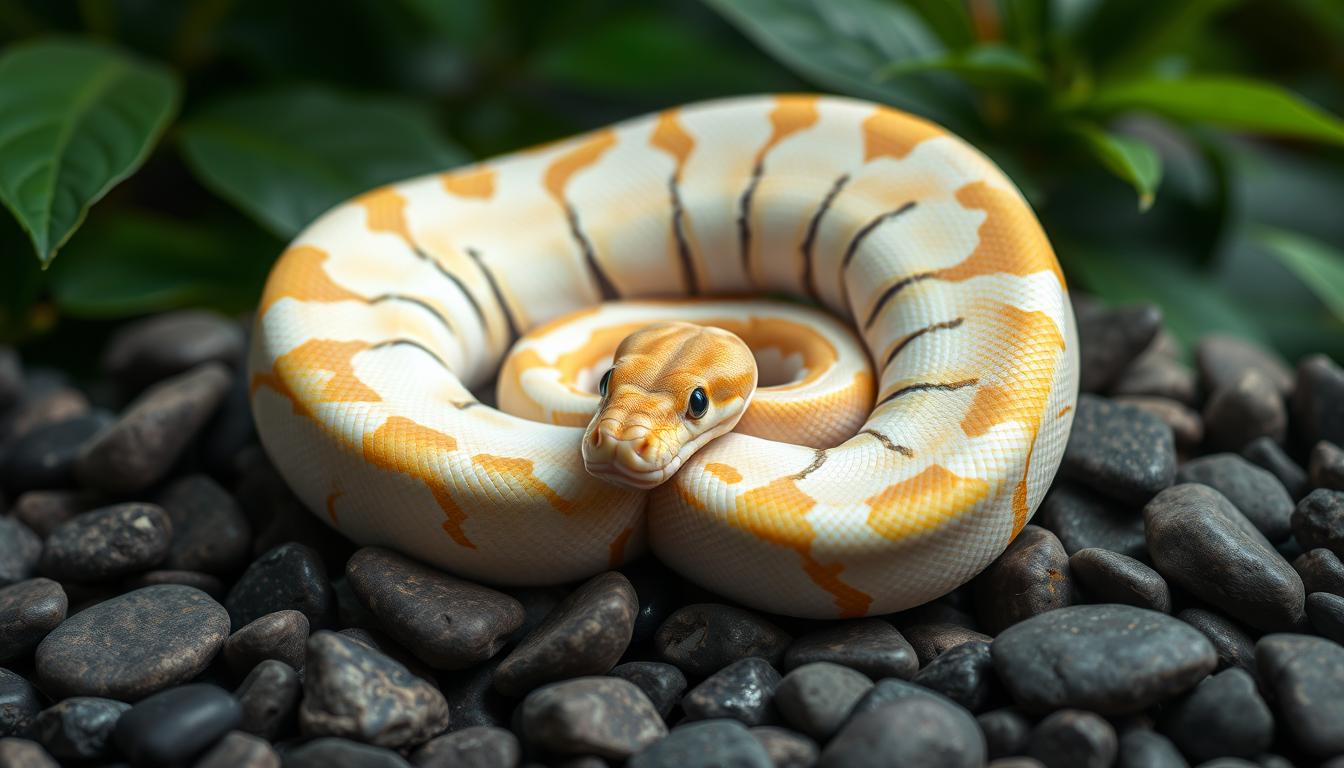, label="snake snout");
[582,417,677,489]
